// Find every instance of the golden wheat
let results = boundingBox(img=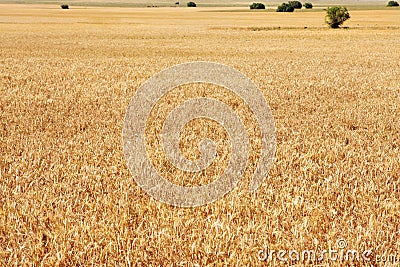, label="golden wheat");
[1,4,400,266]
